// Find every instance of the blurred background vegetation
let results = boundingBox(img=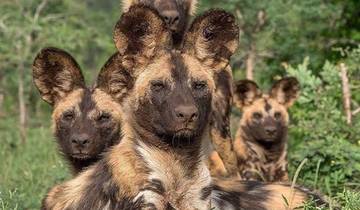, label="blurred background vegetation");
[0,0,359,209]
